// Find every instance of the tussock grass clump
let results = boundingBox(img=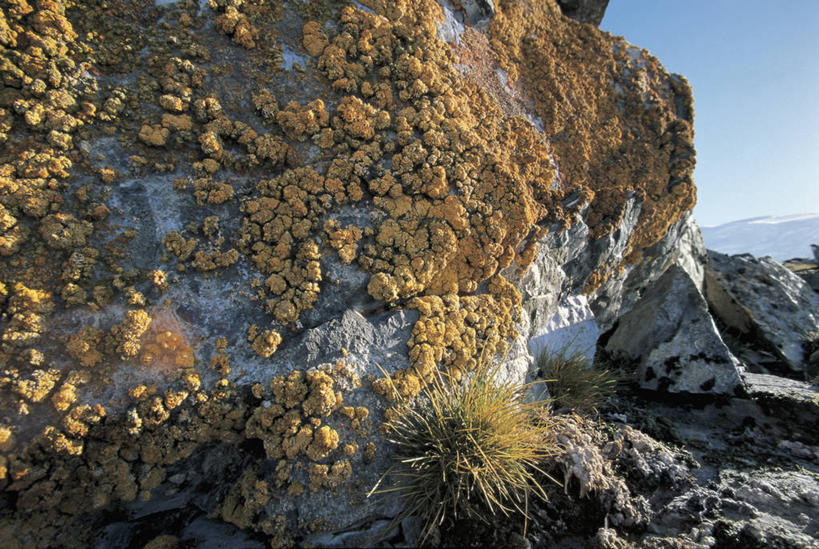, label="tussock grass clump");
[536,345,617,413]
[373,360,557,543]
